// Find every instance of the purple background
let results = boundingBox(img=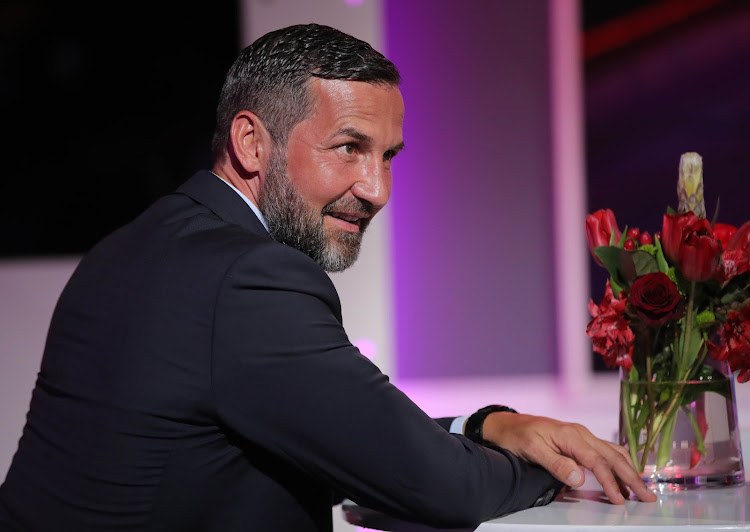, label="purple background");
[386,0,558,378]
